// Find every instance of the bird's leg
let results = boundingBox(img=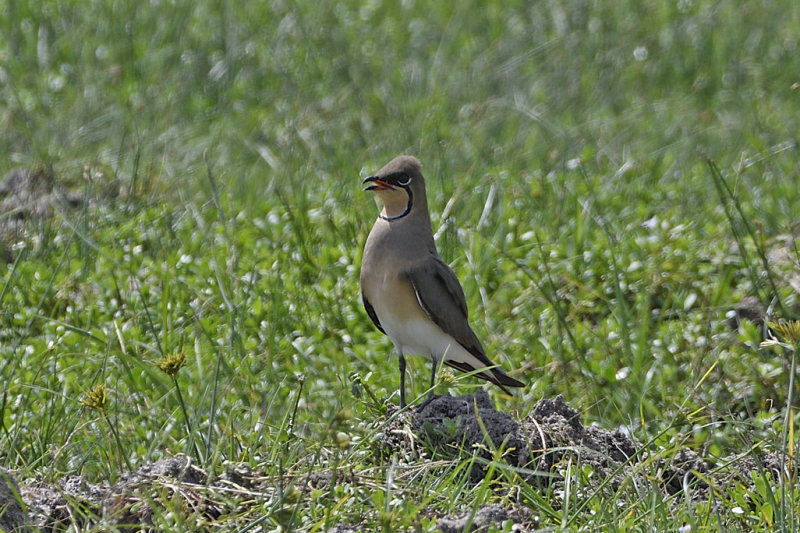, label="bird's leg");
[428,355,438,396]
[416,356,439,411]
[398,353,407,408]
